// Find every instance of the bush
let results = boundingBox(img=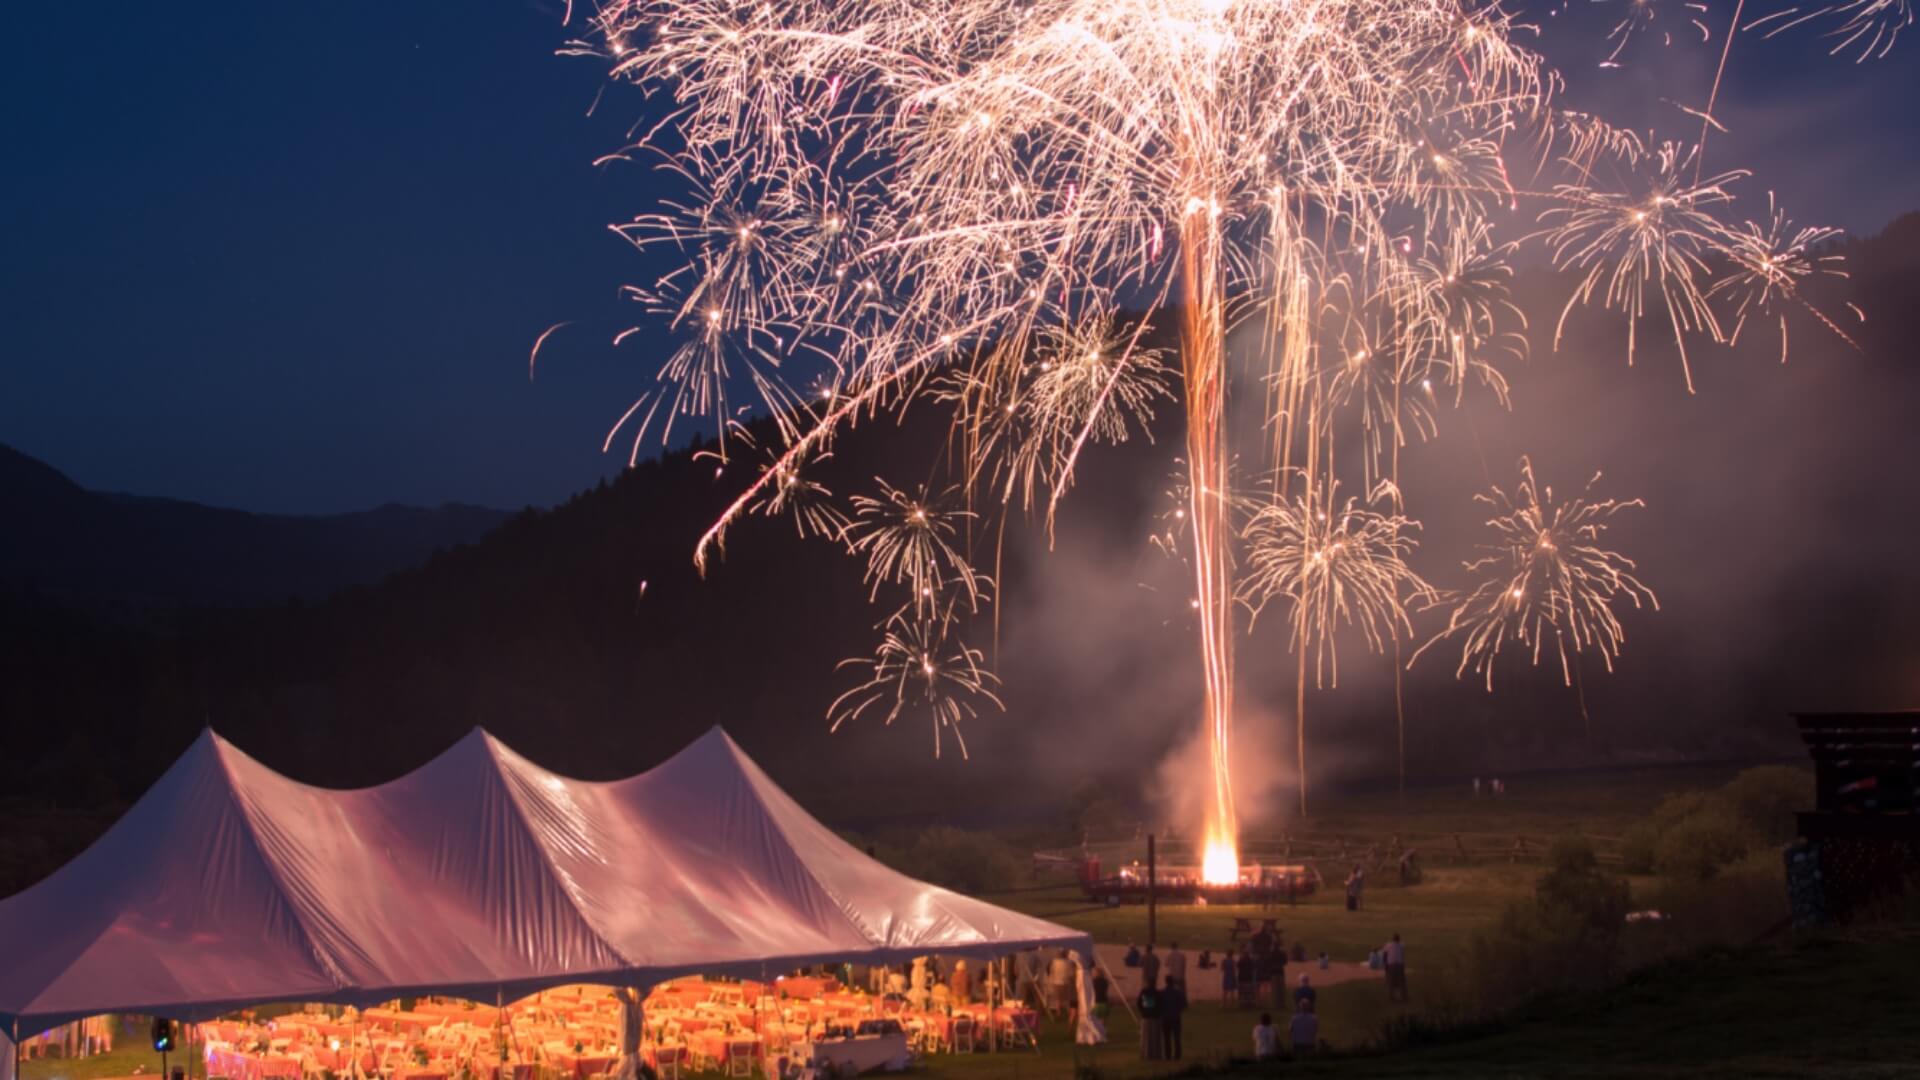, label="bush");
[1721,766,1811,844]
[1620,822,1660,875]
[1650,790,1716,831]
[1465,836,1632,1012]
[1653,808,1751,881]
[1626,856,1787,964]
